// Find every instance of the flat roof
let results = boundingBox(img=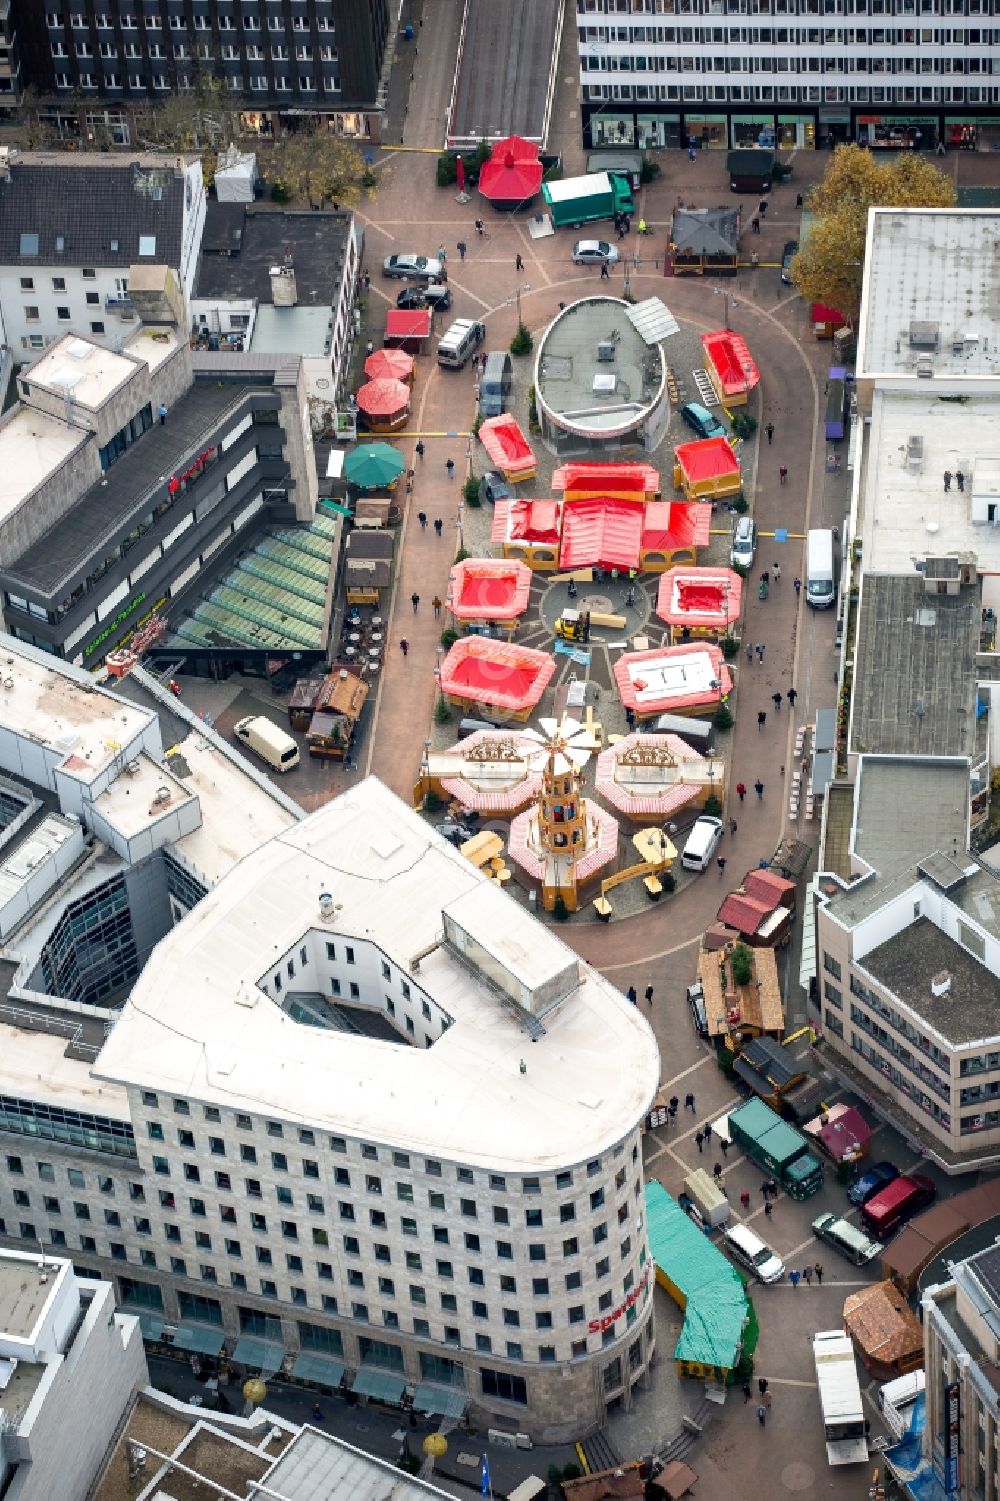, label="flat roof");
[24,337,136,412]
[536,298,665,435]
[4,381,247,596]
[862,914,1000,1045]
[250,304,331,357]
[862,388,1000,573]
[0,812,83,910]
[447,0,562,145]
[92,753,197,840]
[194,206,352,305]
[0,644,153,783]
[0,406,87,531]
[859,209,1000,379]
[850,573,980,758]
[0,1251,65,1342]
[0,1022,130,1117]
[95,777,659,1170]
[263,1427,460,1501]
[853,758,969,871]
